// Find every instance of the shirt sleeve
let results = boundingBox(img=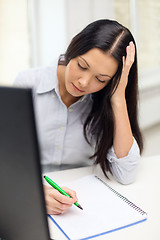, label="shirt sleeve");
[107,137,140,185]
